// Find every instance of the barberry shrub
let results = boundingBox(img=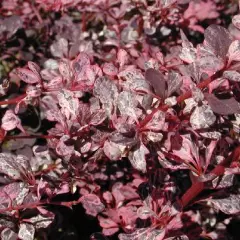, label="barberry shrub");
[0,0,240,240]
